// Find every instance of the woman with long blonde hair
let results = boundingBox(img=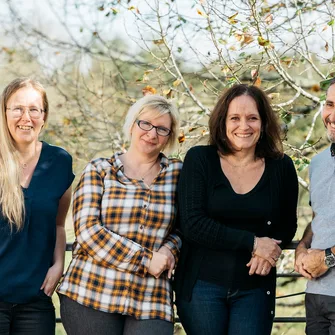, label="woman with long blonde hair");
[0,78,74,335]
